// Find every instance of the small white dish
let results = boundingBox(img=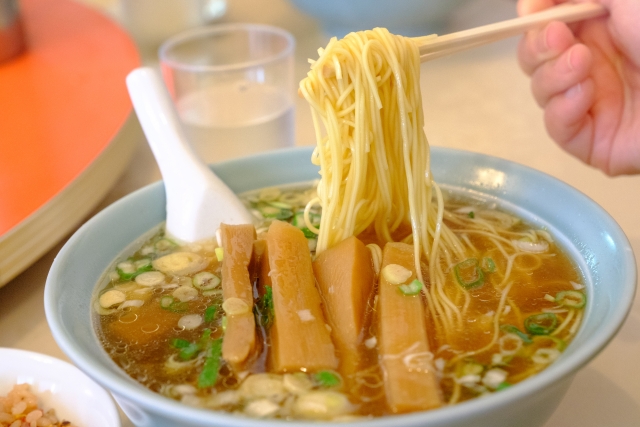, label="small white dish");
[0,348,120,427]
